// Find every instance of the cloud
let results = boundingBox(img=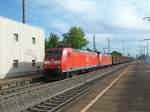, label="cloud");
[54,0,150,33]
[12,0,150,56]
[49,20,70,34]
[24,0,150,33]
[109,2,149,30]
